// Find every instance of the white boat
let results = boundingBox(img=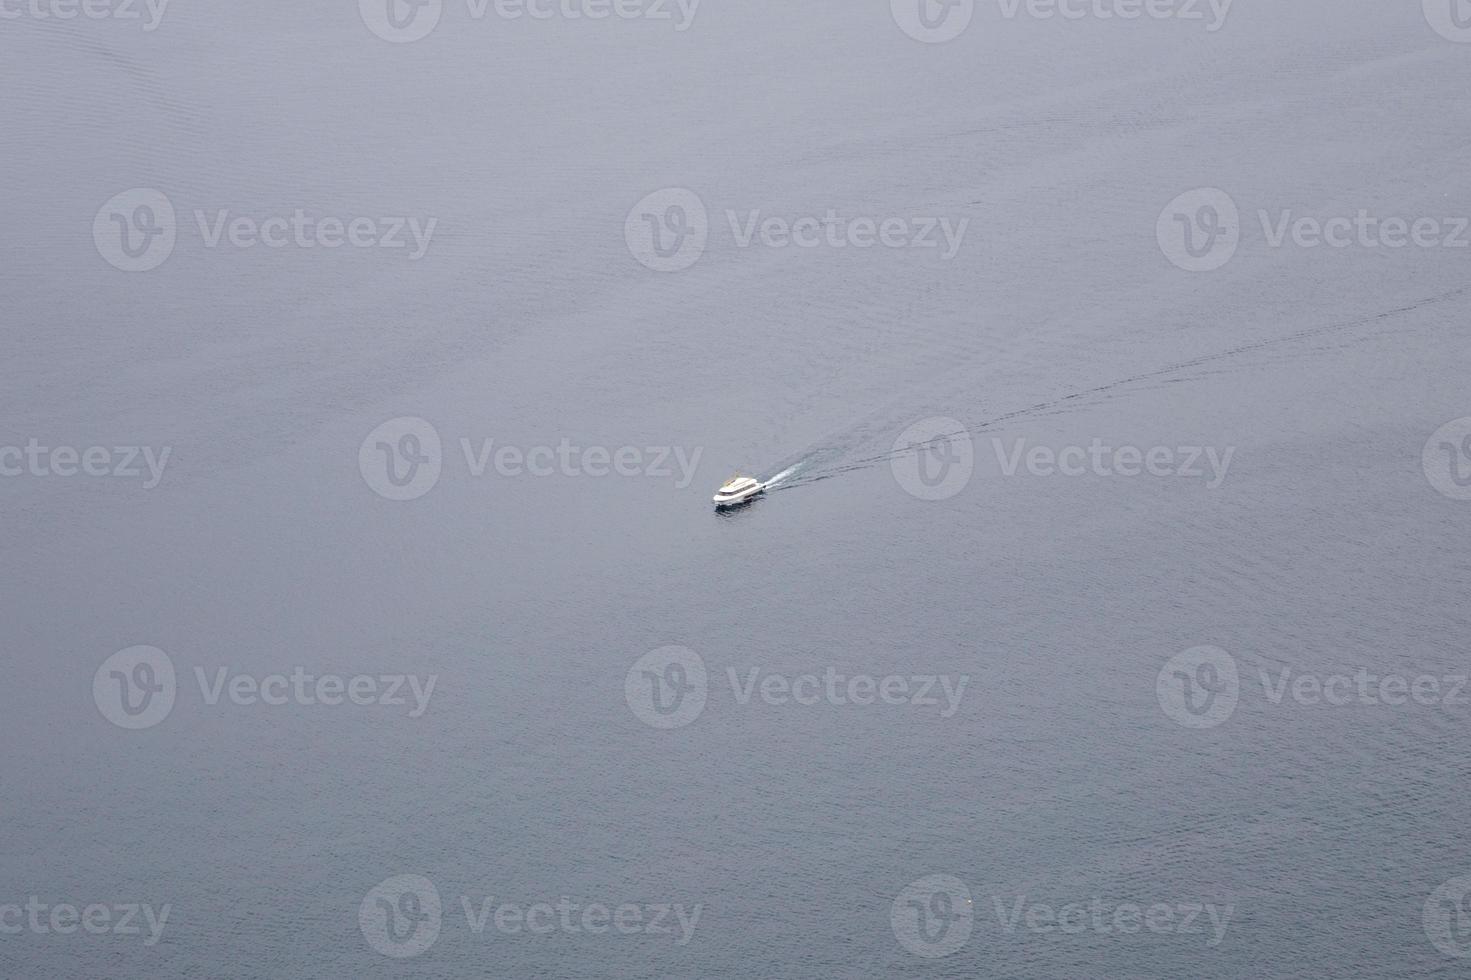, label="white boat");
[713,474,763,508]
